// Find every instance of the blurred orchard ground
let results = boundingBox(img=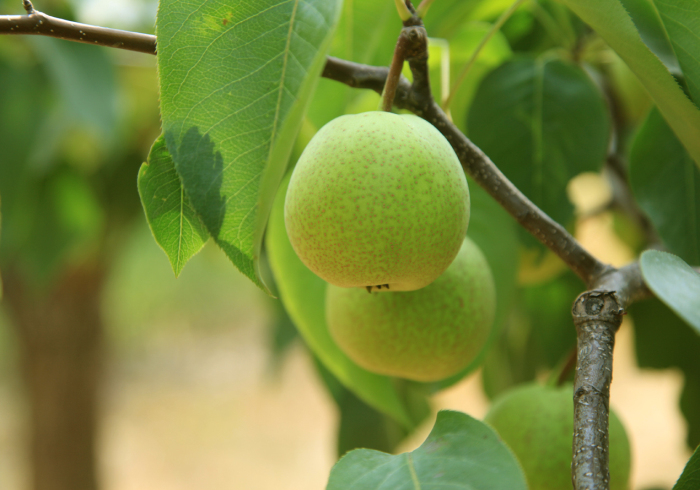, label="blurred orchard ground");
[0,0,695,489]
